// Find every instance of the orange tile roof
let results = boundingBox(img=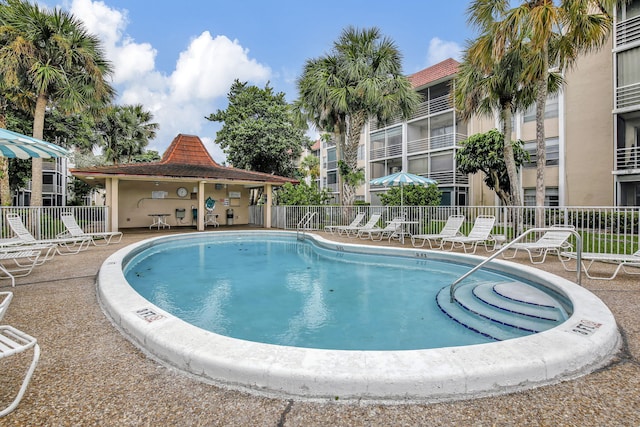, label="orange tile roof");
[310,140,321,151]
[71,134,297,185]
[408,58,460,89]
[160,134,219,166]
